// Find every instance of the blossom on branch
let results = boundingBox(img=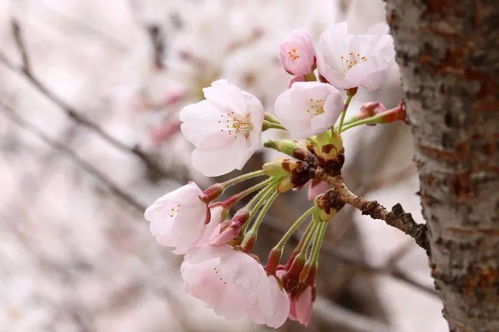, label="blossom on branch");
[181,245,290,327]
[179,79,264,177]
[274,82,343,138]
[279,30,316,76]
[317,22,395,90]
[144,182,209,254]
